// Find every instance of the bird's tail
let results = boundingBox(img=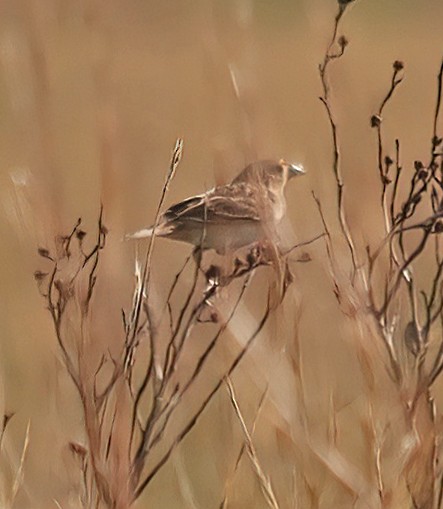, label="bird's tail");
[125,228,153,240]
